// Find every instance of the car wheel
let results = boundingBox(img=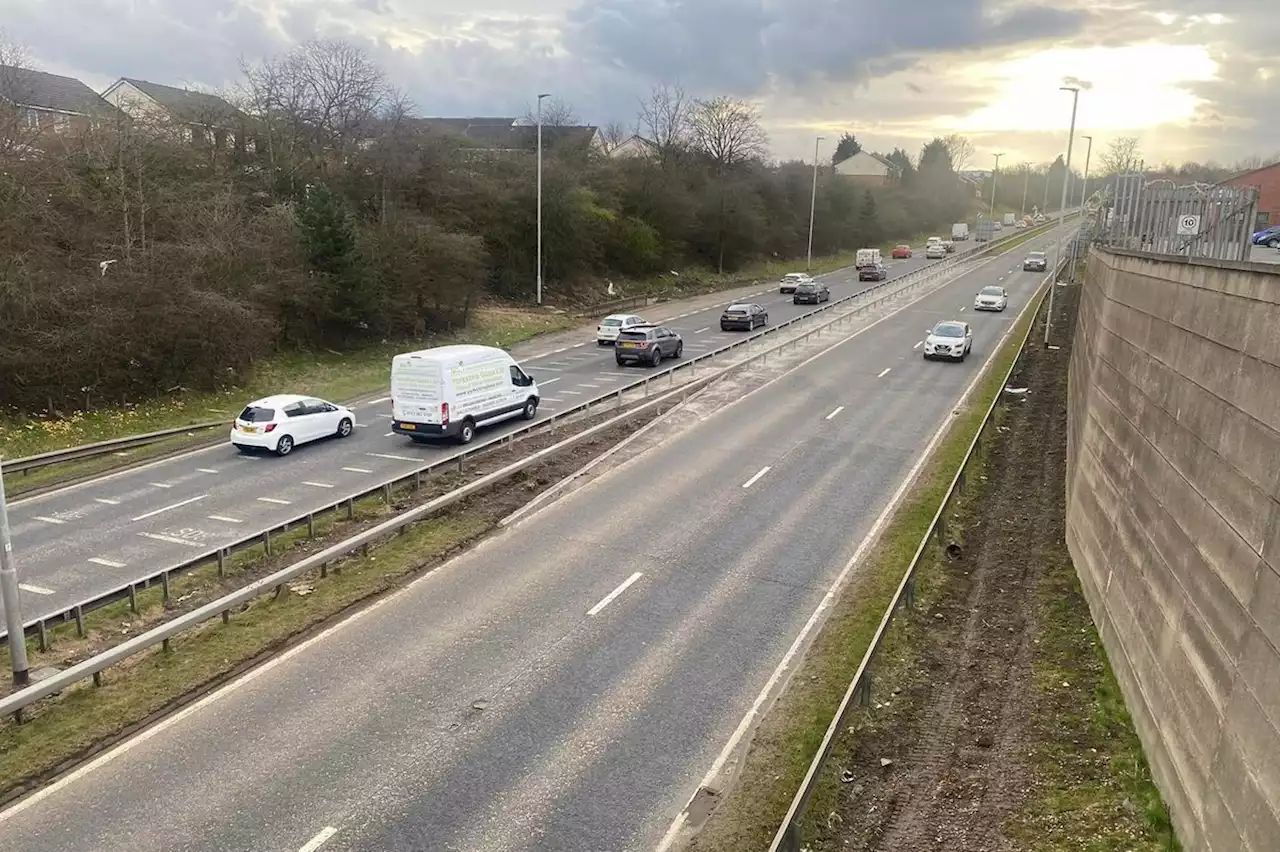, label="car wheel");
[1269,238,1279,248]
[336,417,353,438]
[274,434,294,456]
[616,357,626,366]
[674,342,683,358]
[720,324,729,331]
[651,347,662,367]
[456,419,476,445]
[522,397,538,420]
